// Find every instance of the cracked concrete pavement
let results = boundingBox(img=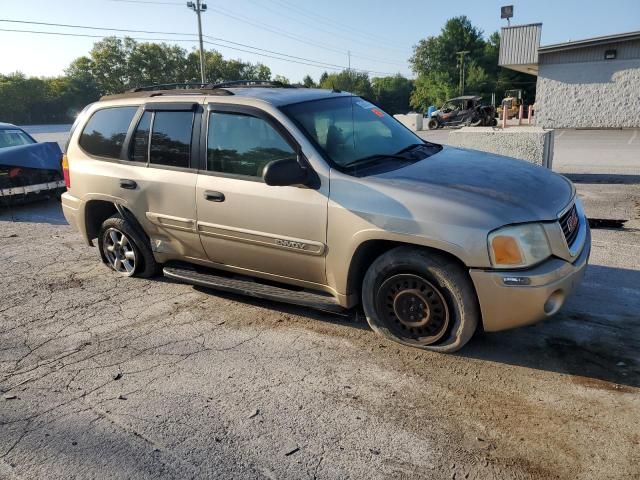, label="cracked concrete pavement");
[1,195,638,479]
[2,123,640,479]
